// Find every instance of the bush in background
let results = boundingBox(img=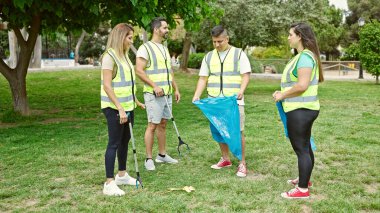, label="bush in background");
[248,55,262,73]
[188,53,206,69]
[340,42,359,61]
